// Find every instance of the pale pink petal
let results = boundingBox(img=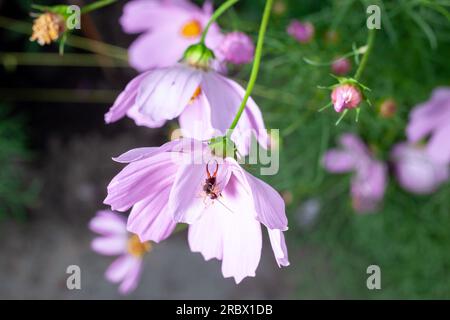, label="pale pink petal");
[179,94,217,140]
[127,180,177,243]
[168,162,206,224]
[104,152,178,212]
[267,229,289,267]
[323,150,356,173]
[137,65,203,122]
[91,235,127,256]
[189,200,262,284]
[188,209,223,261]
[126,104,166,128]
[105,255,137,283]
[105,71,150,124]
[201,72,241,131]
[407,88,450,142]
[112,148,161,164]
[89,210,127,236]
[128,29,192,71]
[118,259,143,295]
[391,143,449,194]
[112,139,189,164]
[339,133,369,157]
[426,124,450,165]
[120,0,190,34]
[242,170,288,231]
[220,207,262,284]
